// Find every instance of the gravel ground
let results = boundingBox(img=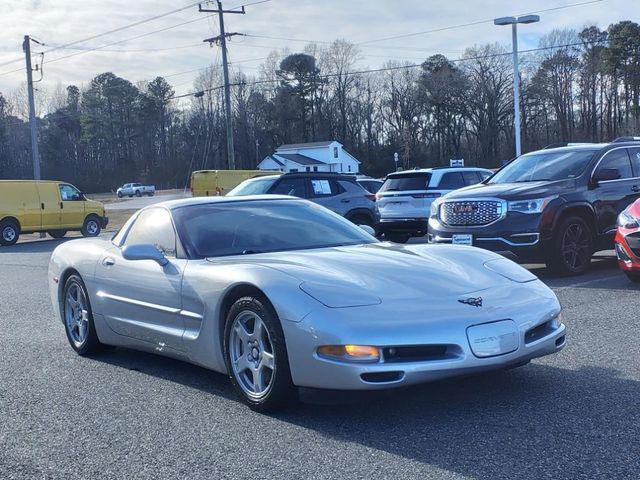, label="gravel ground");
[0,239,638,480]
